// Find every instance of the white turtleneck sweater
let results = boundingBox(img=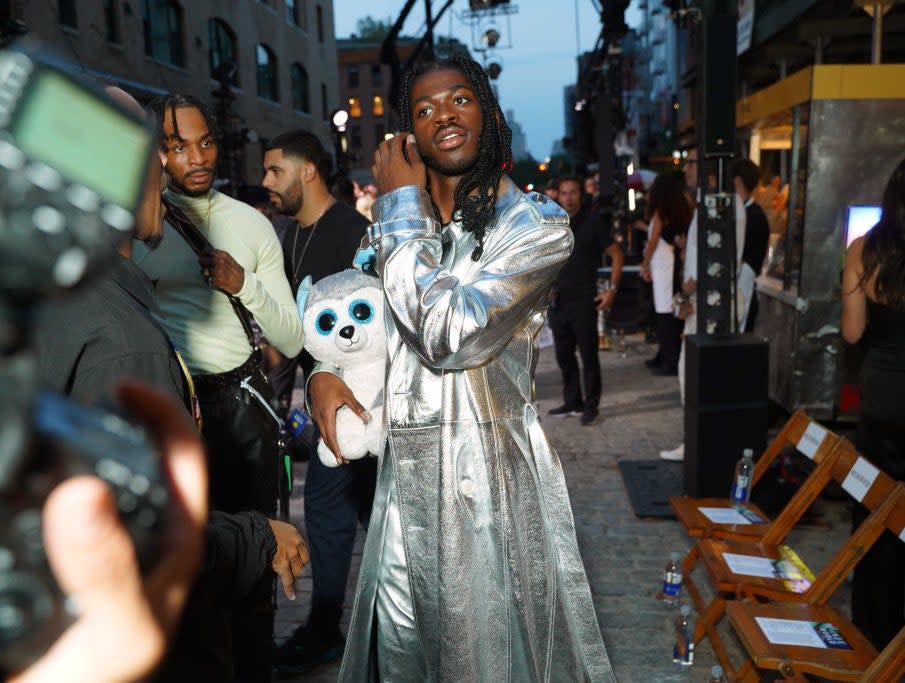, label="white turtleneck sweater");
[134,189,303,375]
